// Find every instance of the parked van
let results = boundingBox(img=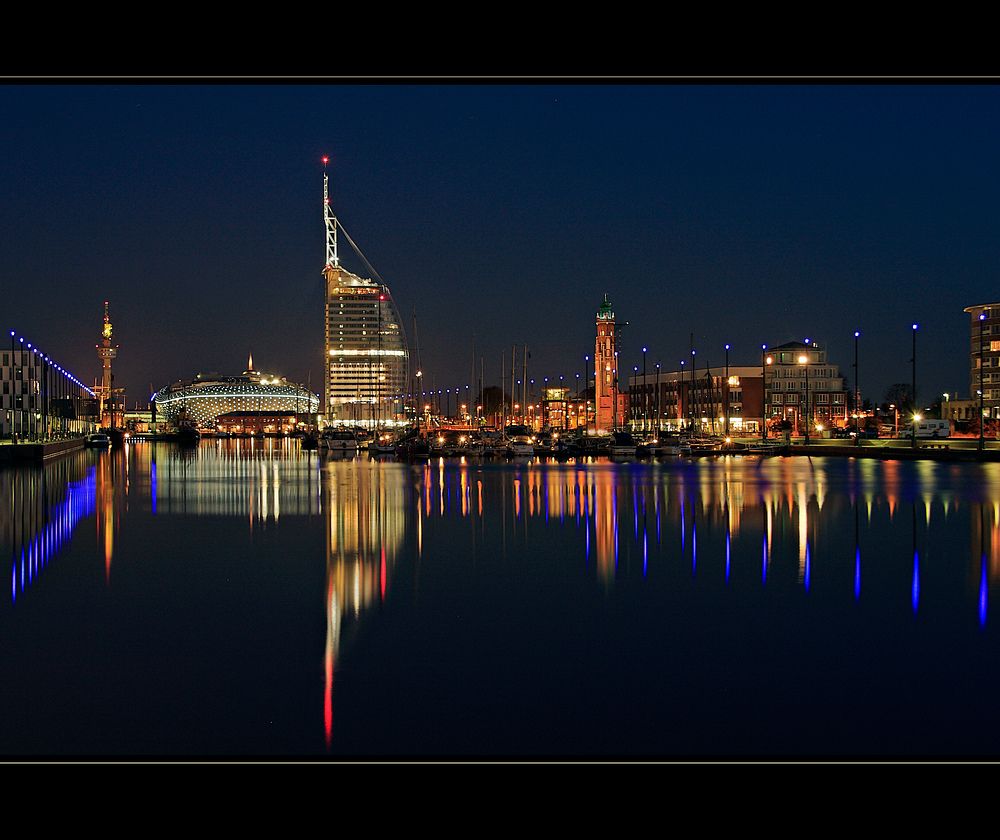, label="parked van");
[914,419,951,439]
